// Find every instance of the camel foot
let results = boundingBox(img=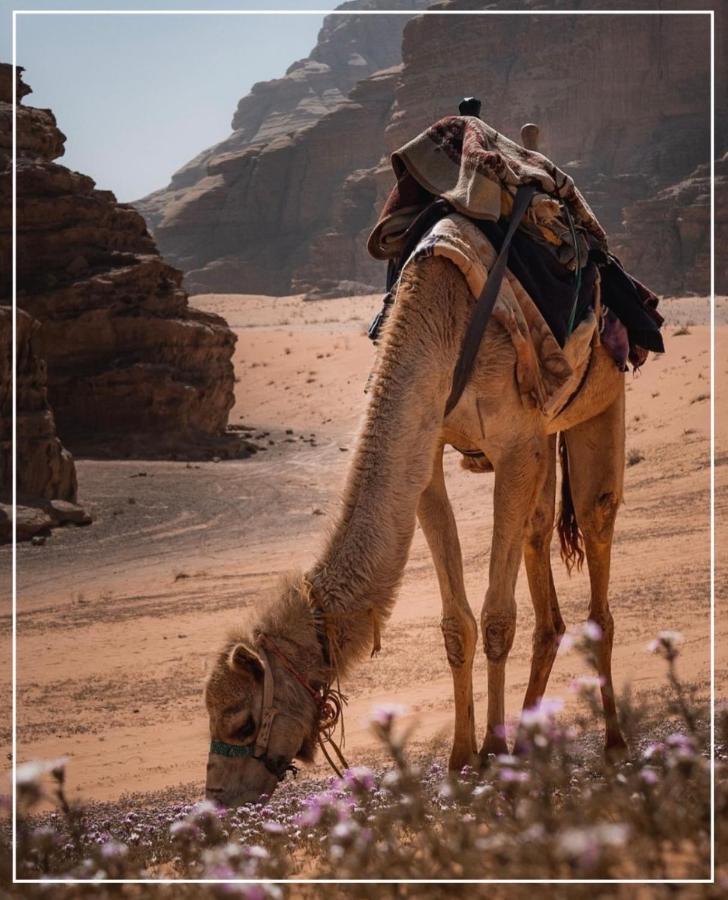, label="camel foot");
[512,735,531,758]
[605,731,628,763]
[478,733,509,767]
[448,748,479,773]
